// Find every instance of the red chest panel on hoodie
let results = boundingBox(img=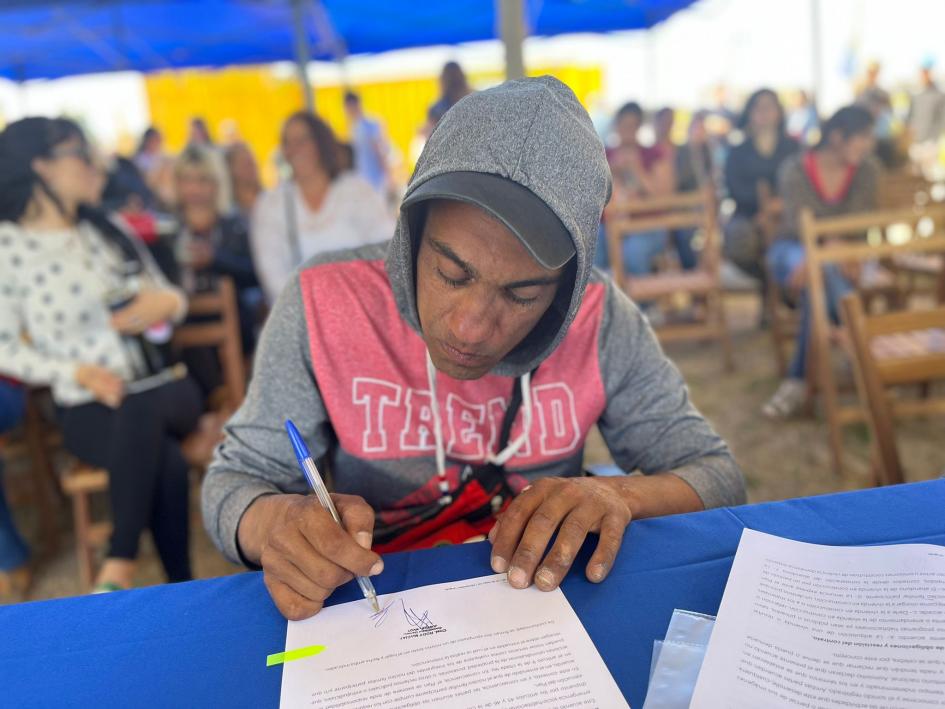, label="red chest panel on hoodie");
[299,258,608,467]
